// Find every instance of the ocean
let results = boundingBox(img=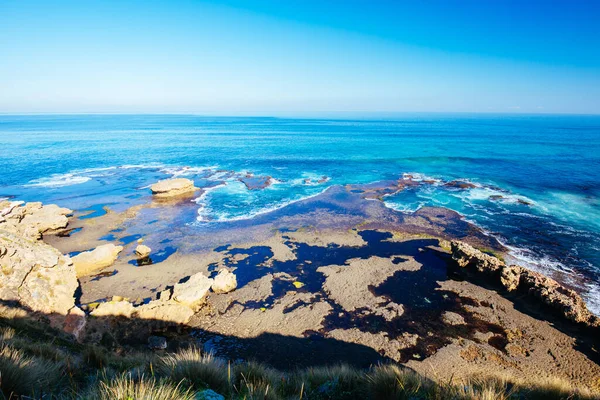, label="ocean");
[1,114,599,313]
